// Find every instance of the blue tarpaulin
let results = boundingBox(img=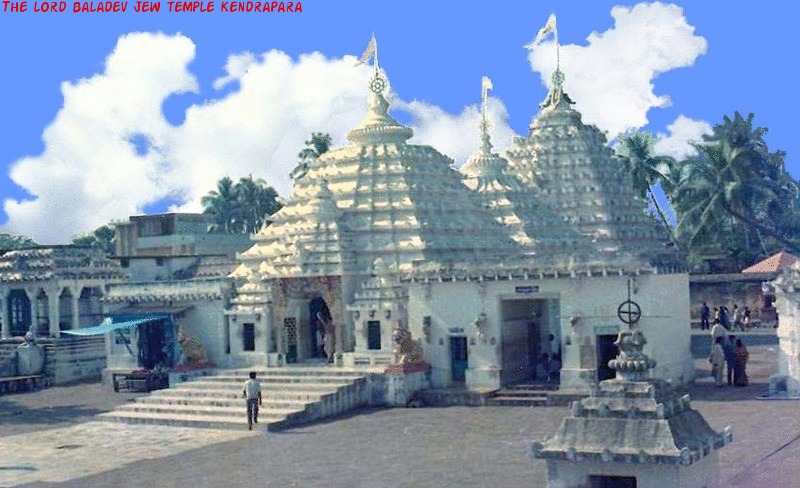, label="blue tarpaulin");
[61,315,169,336]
